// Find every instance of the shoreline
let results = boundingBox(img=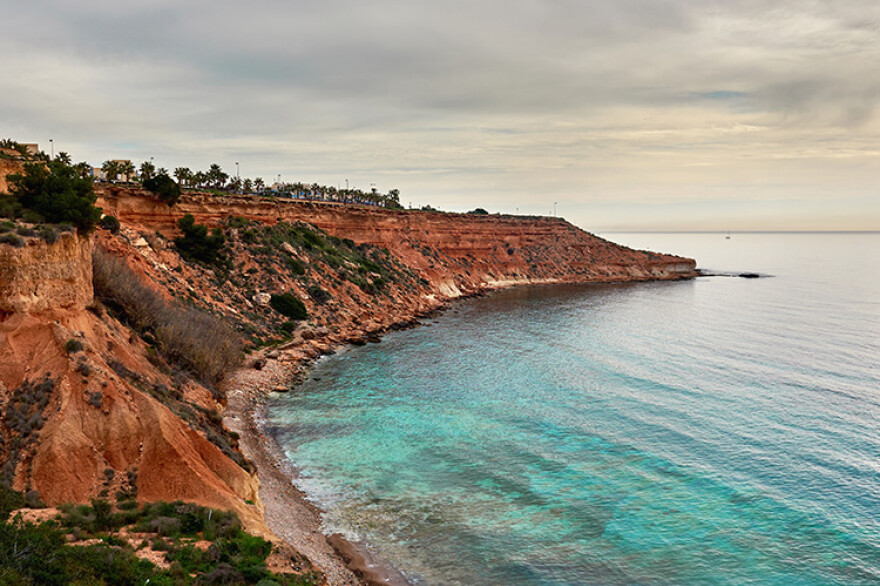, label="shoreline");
[224,347,414,586]
[223,277,696,585]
